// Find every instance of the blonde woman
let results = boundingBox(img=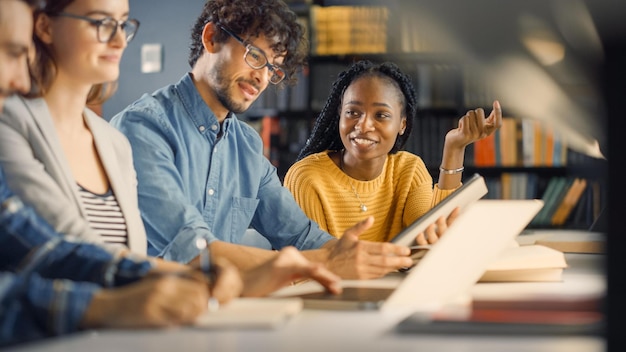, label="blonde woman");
[0,0,145,252]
